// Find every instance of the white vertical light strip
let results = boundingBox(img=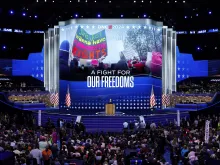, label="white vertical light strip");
[48,30,51,91]
[44,31,49,91]
[167,29,171,94]
[169,29,173,94]
[54,27,60,93]
[44,32,46,89]
[162,26,168,95]
[172,32,177,92]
